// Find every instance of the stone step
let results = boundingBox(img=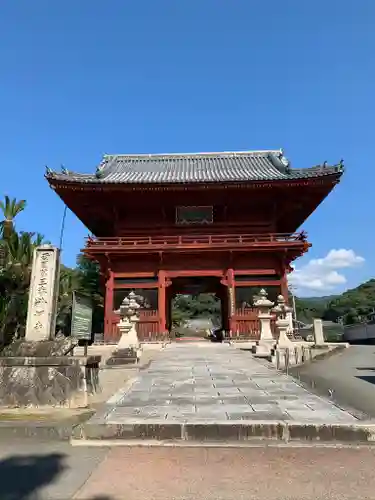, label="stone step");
[72,419,375,445]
